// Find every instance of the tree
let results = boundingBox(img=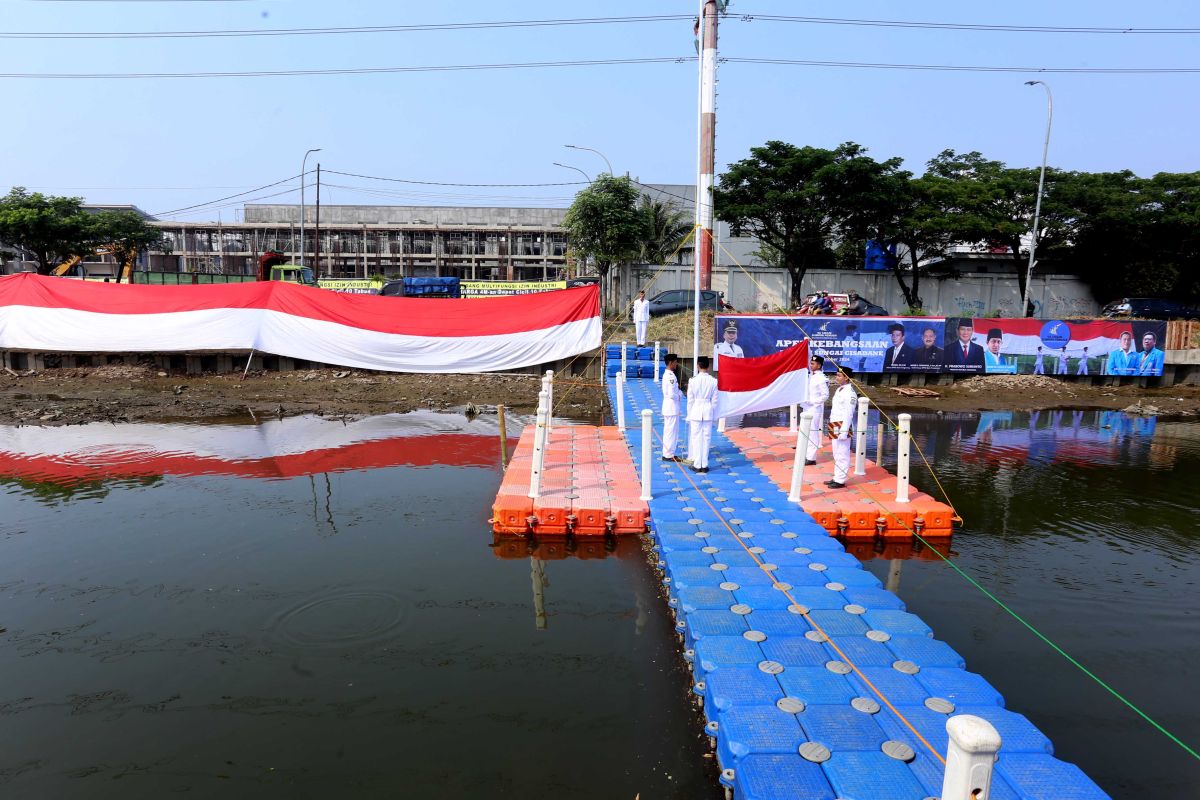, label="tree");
[879,175,957,311]
[0,188,94,274]
[562,174,647,307]
[713,141,907,306]
[921,150,1077,315]
[88,210,169,283]
[638,196,692,264]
